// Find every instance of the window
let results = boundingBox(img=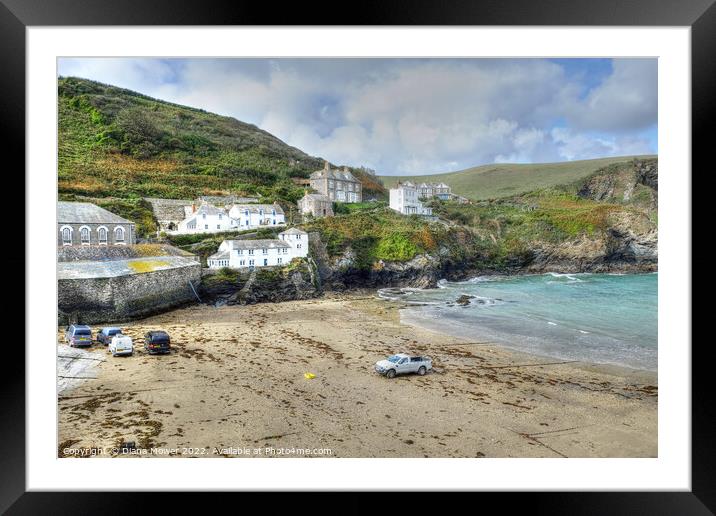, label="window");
[240,260,245,266]
[245,210,249,217]
[115,226,125,243]
[248,249,254,255]
[259,210,264,217]
[297,243,302,249]
[98,227,107,244]
[202,213,206,219]
[272,219,276,225]
[272,210,275,215]
[263,259,268,266]
[328,180,334,189]
[237,249,243,255]
[217,225,220,229]
[61,227,72,245]
[249,259,254,266]
[262,248,268,255]
[218,214,222,220]
[205,224,209,230]
[278,258,283,264]
[80,227,90,245]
